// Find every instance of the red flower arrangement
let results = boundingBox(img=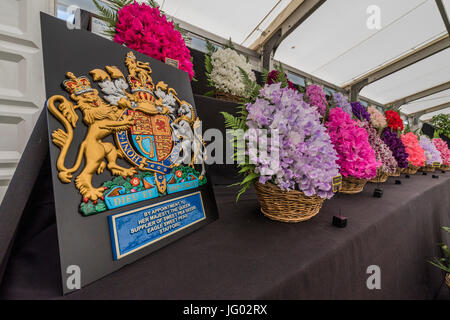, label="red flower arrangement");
[385,110,404,132]
[401,132,426,167]
[96,1,194,80]
[266,70,296,90]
